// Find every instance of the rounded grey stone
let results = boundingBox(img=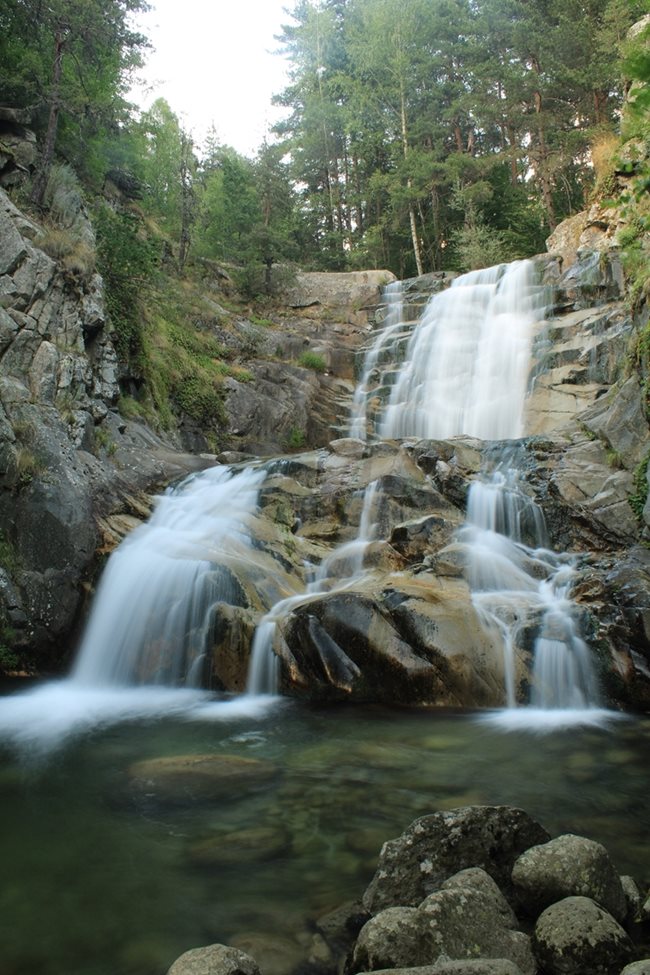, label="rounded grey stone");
[532,895,633,975]
[512,833,627,921]
[166,944,261,975]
